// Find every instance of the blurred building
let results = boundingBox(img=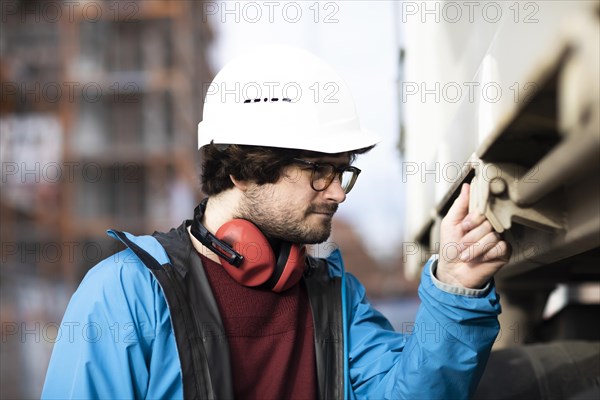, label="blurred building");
[330,219,419,332]
[1,1,213,397]
[331,219,418,299]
